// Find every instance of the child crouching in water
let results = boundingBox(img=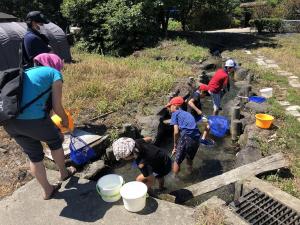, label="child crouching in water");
[166,96,200,176]
[112,137,172,191]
